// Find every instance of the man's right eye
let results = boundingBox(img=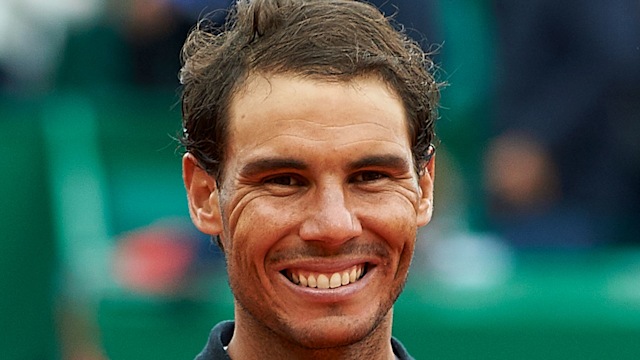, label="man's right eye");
[264,175,303,186]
